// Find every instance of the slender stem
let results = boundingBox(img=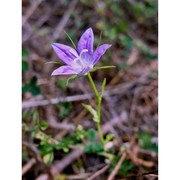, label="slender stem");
[87,73,99,98]
[87,73,105,144]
